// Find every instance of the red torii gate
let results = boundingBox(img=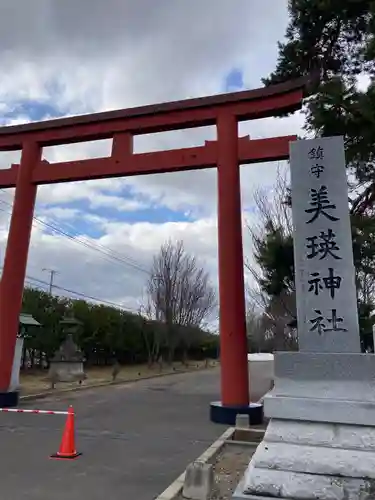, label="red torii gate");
[0,78,306,422]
